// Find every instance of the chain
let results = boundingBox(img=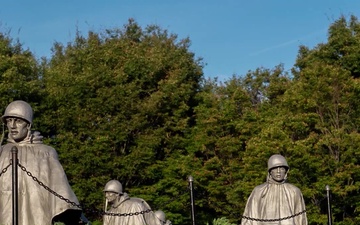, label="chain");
[17,163,160,218]
[17,162,82,209]
[0,163,11,177]
[103,209,152,217]
[0,163,309,222]
[241,209,307,222]
[102,186,190,217]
